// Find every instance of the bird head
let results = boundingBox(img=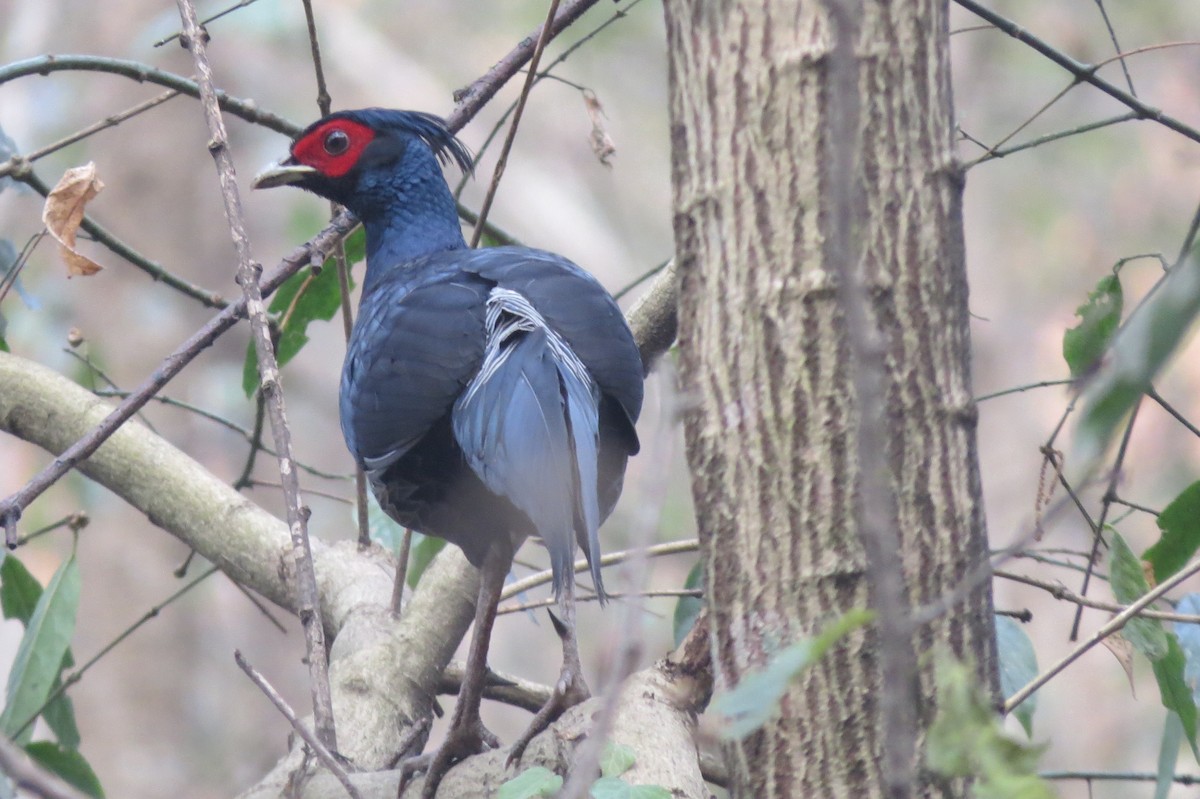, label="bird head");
[252,108,473,217]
